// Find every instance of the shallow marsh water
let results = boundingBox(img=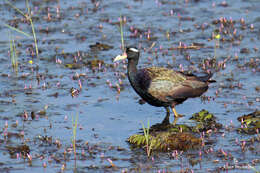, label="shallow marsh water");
[0,0,259,172]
